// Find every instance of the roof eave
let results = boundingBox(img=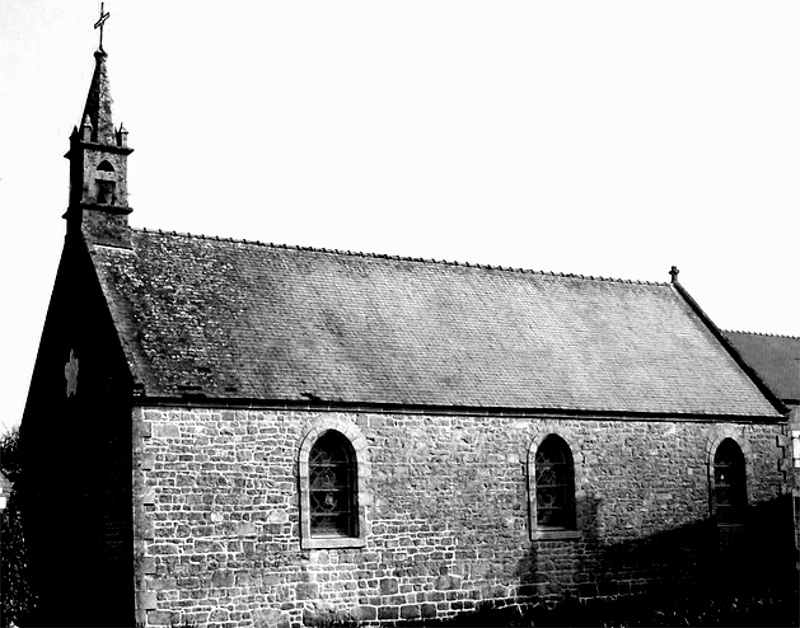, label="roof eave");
[128,394,787,423]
